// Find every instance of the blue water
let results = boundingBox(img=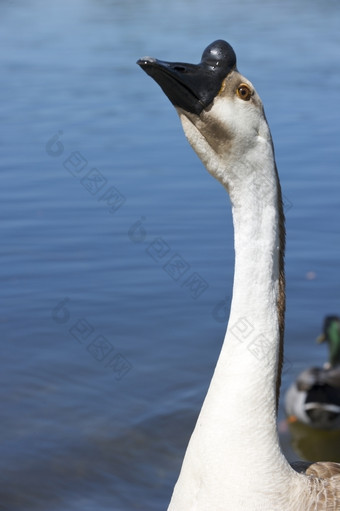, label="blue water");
[1,0,340,509]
